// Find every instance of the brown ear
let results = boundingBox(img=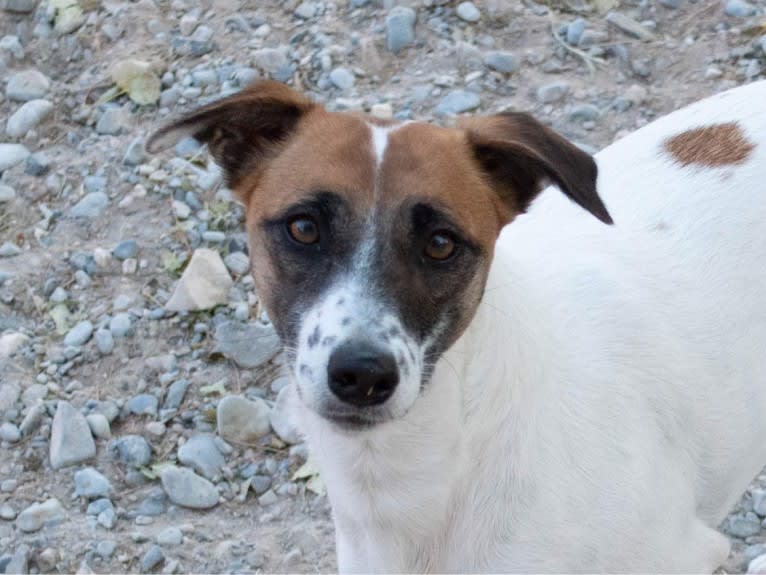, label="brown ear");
[460,113,613,225]
[146,81,314,190]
